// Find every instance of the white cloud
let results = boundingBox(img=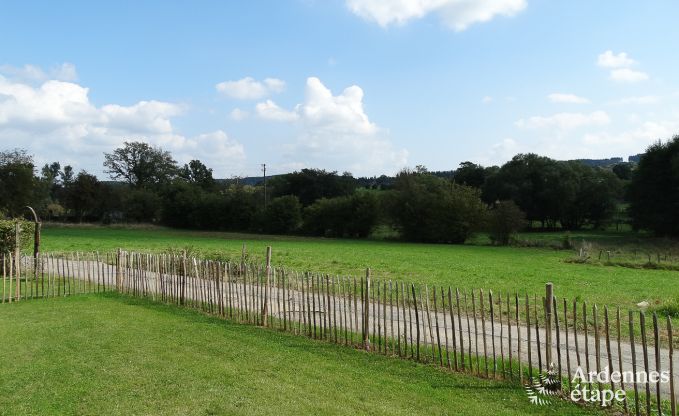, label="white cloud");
[515,111,610,130]
[0,69,245,177]
[609,68,649,83]
[548,93,589,104]
[482,96,493,104]
[609,95,660,105]
[229,108,249,121]
[215,77,286,100]
[0,62,77,83]
[255,99,299,122]
[597,50,636,68]
[596,51,649,83]
[346,0,526,31]
[582,121,679,149]
[256,77,407,175]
